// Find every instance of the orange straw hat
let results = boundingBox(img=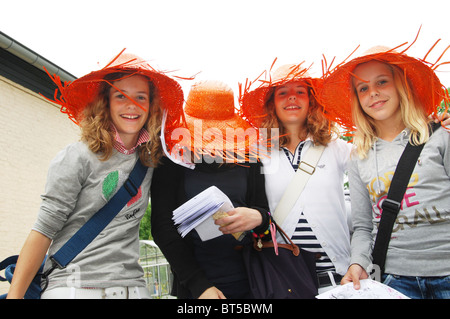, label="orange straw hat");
[239,62,324,128]
[172,80,258,162]
[319,43,449,131]
[44,49,185,142]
